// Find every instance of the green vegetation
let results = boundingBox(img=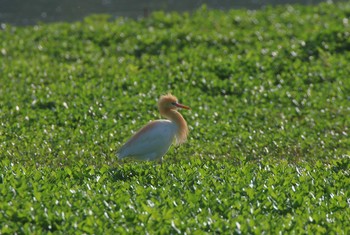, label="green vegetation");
[1,2,349,234]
